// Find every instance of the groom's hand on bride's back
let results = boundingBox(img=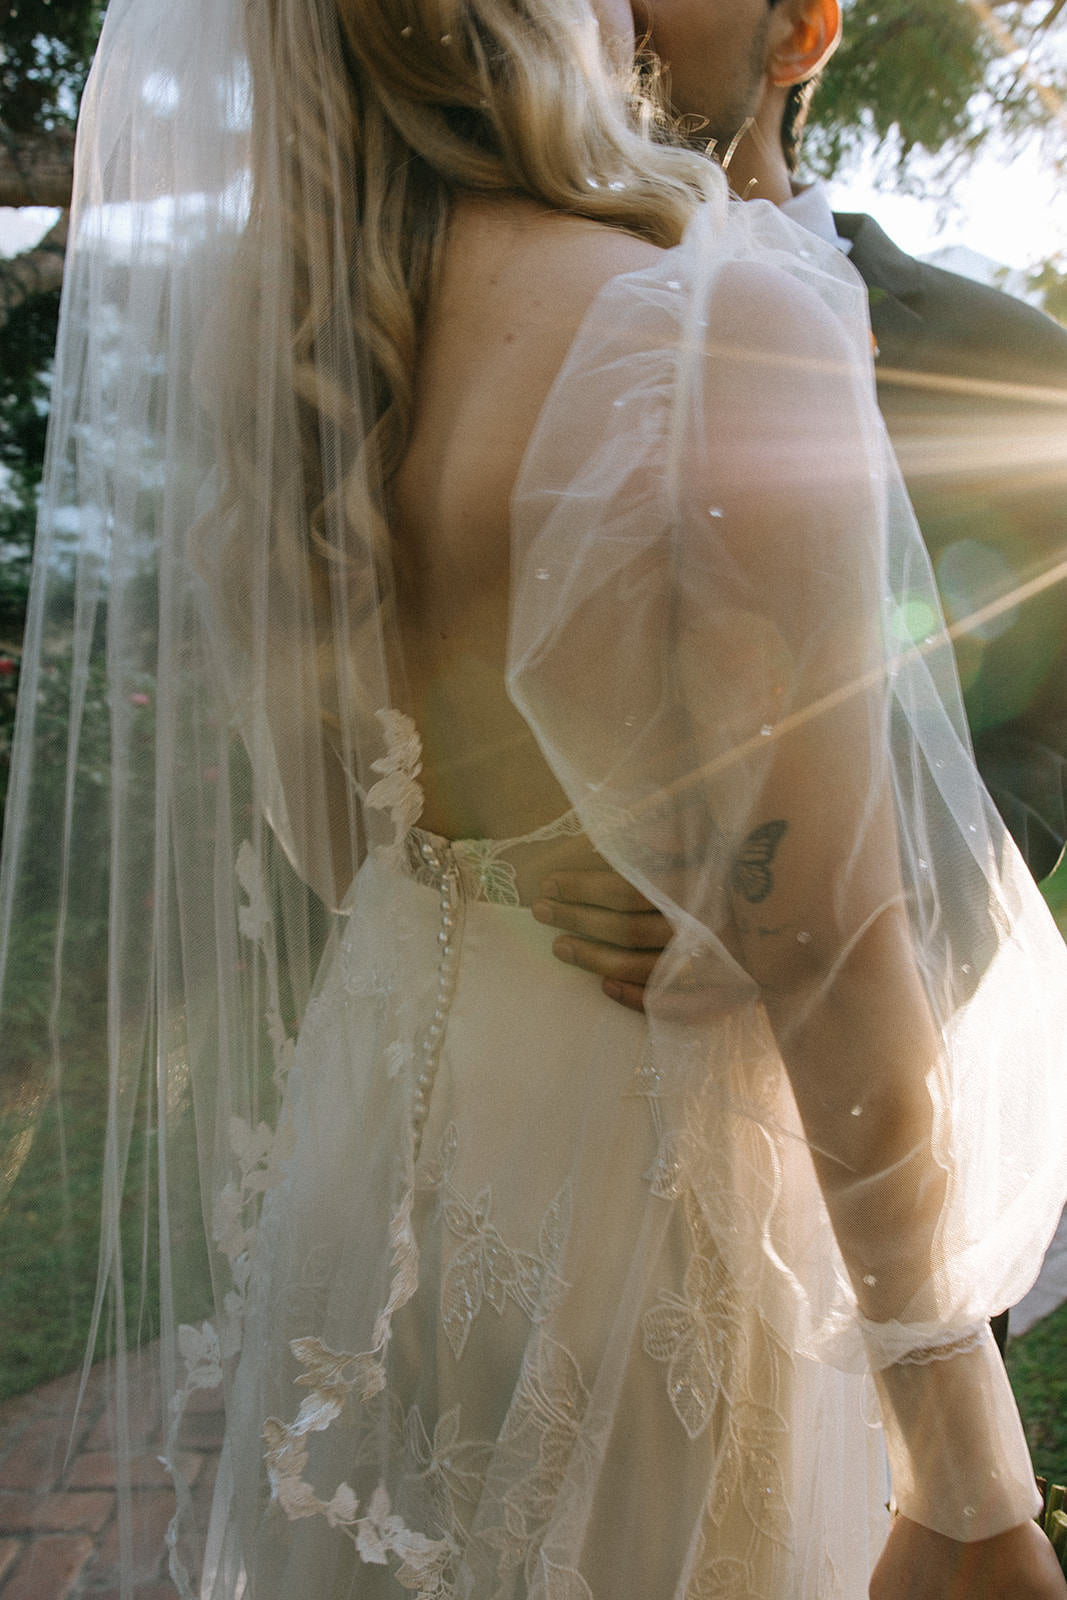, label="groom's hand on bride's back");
[531,870,667,1011]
